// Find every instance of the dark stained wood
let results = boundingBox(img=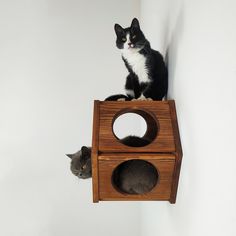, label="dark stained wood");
[98,155,175,201]
[168,100,183,203]
[91,100,100,203]
[91,100,183,203]
[98,101,175,153]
